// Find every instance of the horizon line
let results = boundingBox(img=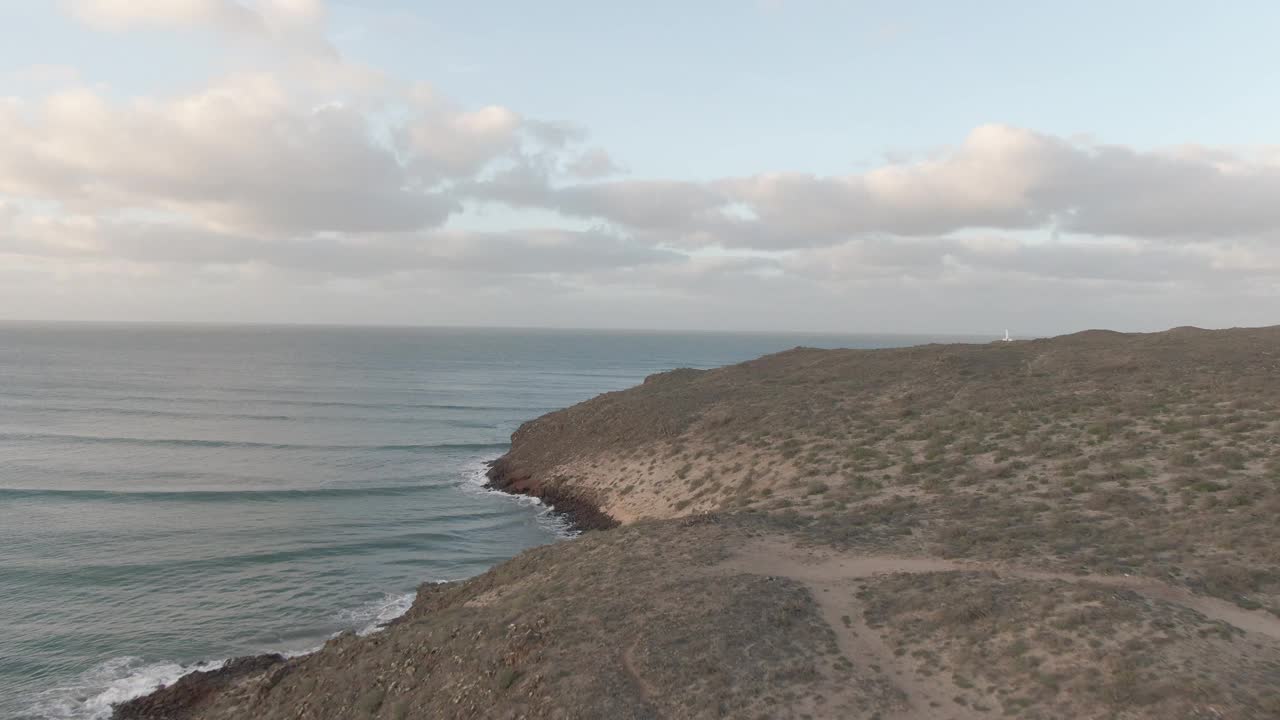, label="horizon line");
[0,317,1017,338]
